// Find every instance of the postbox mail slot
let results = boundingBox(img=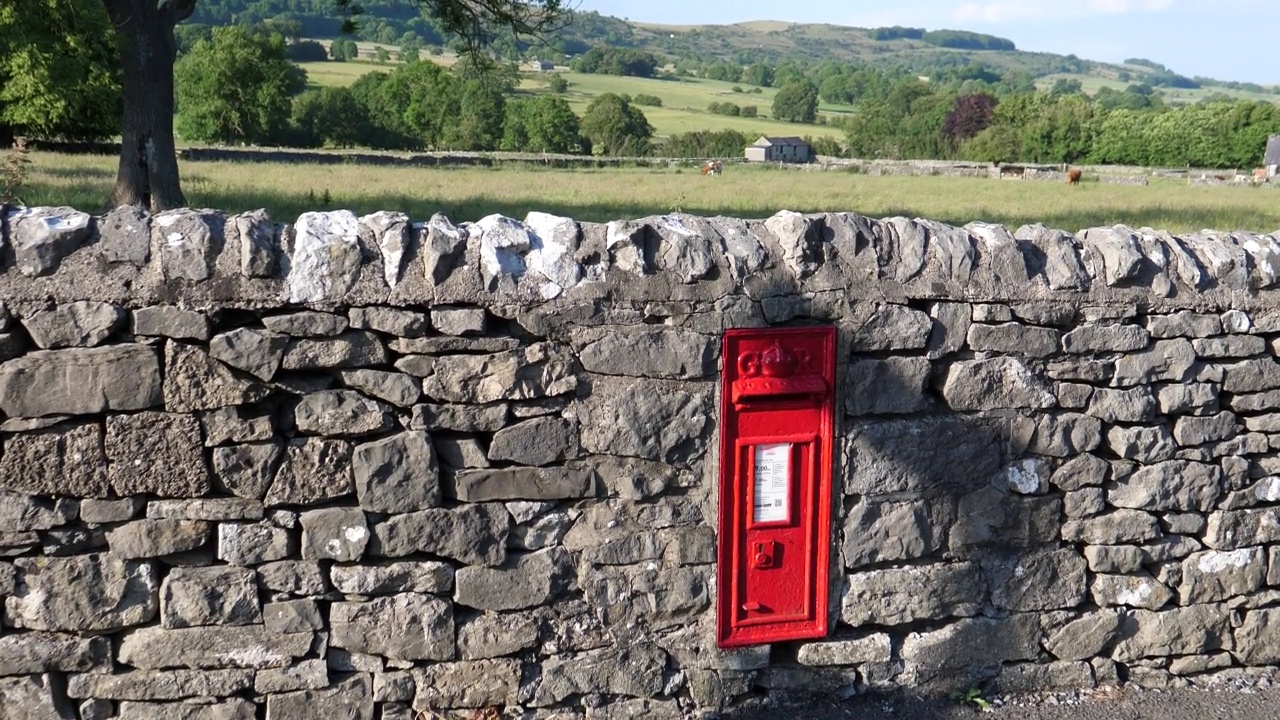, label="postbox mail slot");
[717,327,835,648]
